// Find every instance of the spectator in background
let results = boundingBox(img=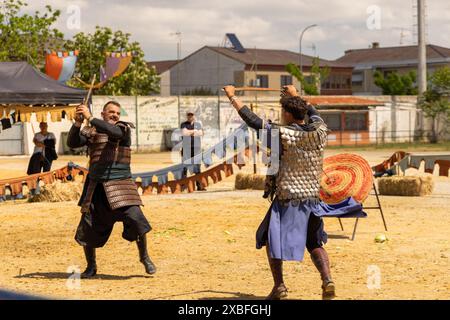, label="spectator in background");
[27,122,57,174]
[180,111,206,191]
